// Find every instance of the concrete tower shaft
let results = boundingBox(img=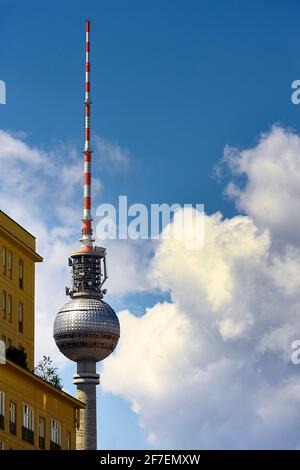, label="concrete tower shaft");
[73,361,99,450]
